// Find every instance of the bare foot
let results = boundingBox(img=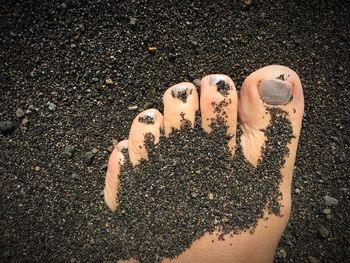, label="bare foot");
[104,65,304,263]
